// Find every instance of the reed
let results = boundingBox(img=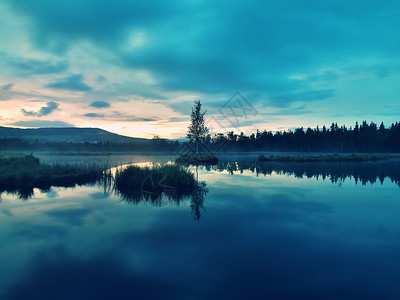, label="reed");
[114,164,196,201]
[0,155,106,198]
